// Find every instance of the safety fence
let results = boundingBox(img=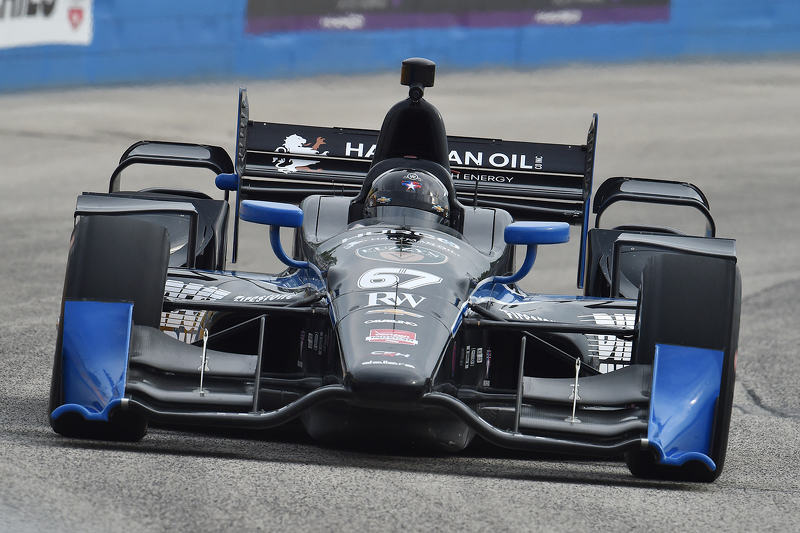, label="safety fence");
[2,0,800,92]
